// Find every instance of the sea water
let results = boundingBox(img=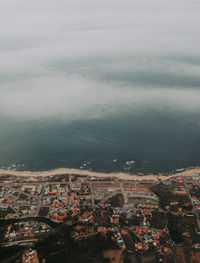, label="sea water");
[0,109,200,174]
